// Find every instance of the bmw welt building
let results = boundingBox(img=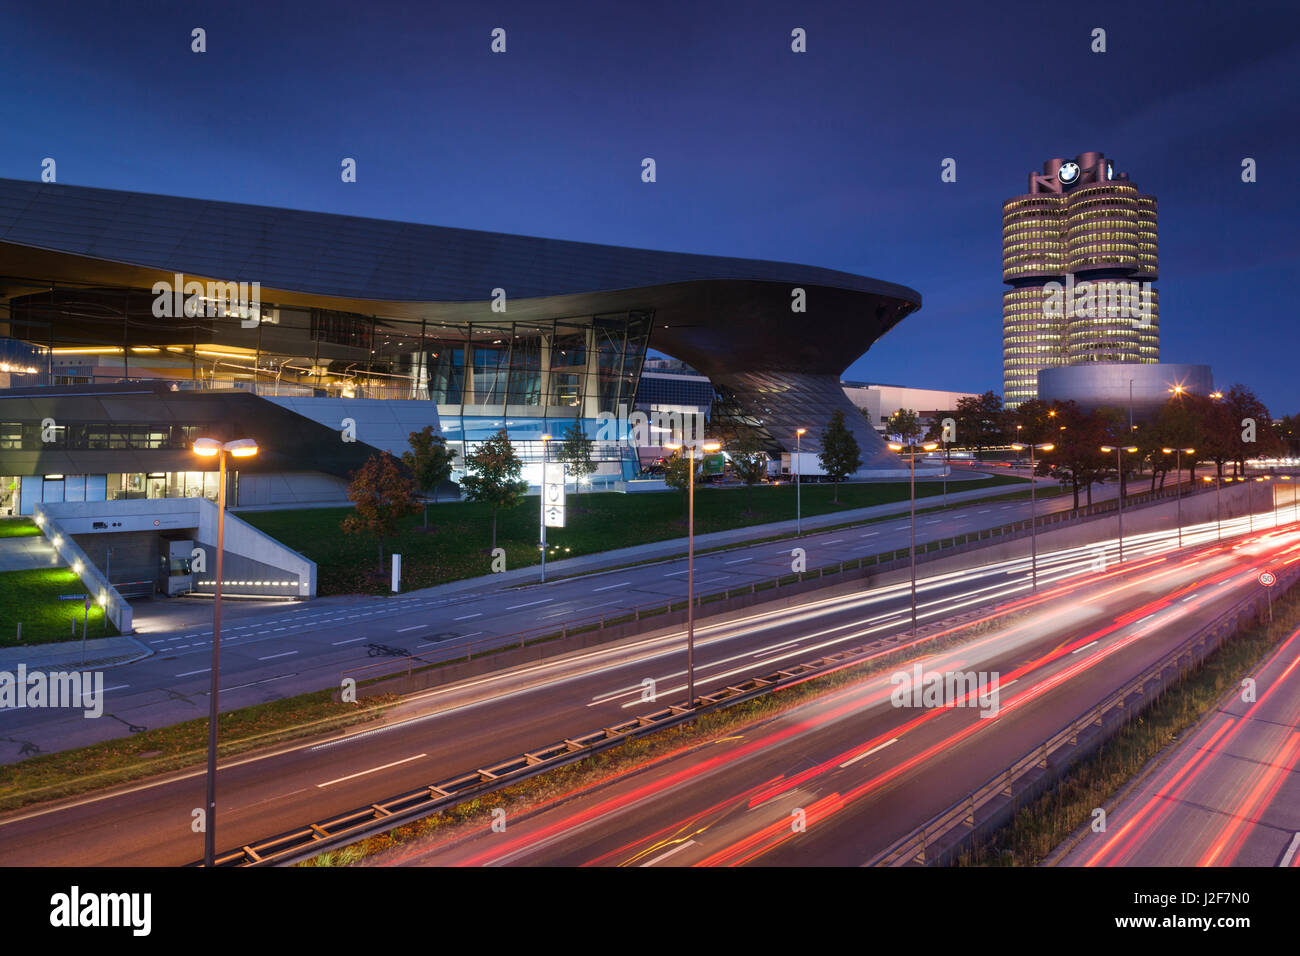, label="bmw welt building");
[0,178,922,516]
